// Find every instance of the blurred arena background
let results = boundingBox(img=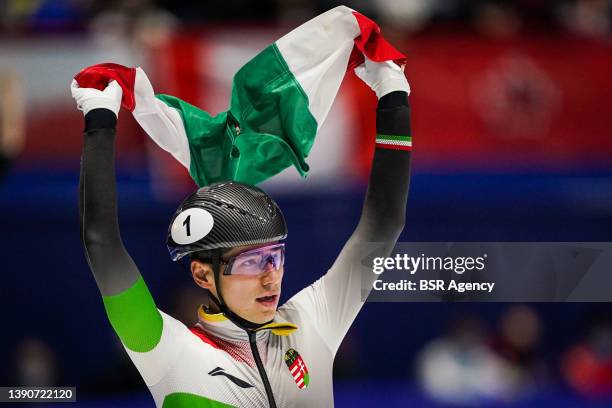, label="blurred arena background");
[1,0,612,407]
